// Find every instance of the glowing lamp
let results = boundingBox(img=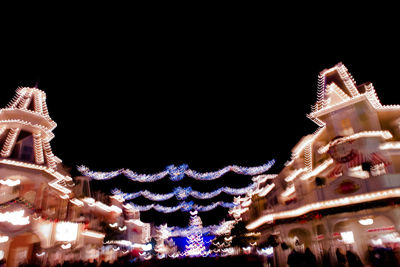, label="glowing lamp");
[61,243,71,249]
[55,222,78,242]
[0,236,8,243]
[0,210,29,225]
[359,218,373,226]
[260,247,274,256]
[142,243,153,251]
[340,231,355,244]
[370,238,383,246]
[0,179,20,187]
